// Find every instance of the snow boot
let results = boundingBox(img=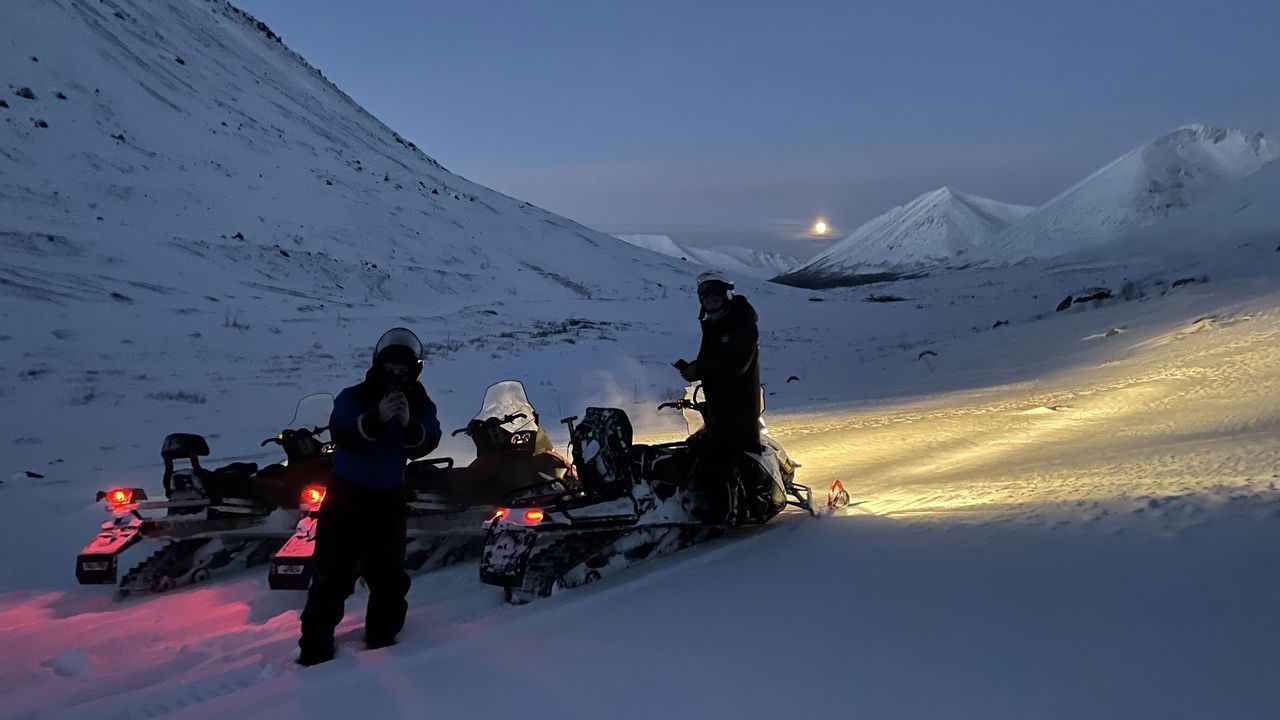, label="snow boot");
[364,634,397,650]
[297,638,335,667]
